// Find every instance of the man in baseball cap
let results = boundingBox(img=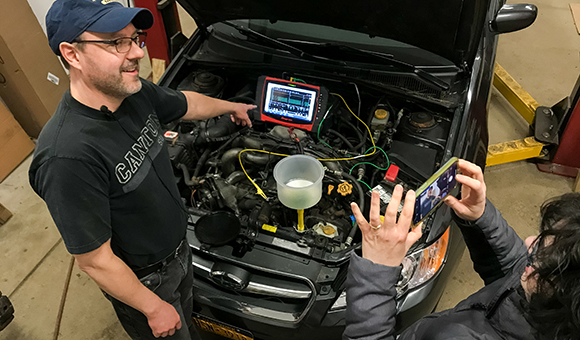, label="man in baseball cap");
[46,0,154,56]
[30,1,254,339]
